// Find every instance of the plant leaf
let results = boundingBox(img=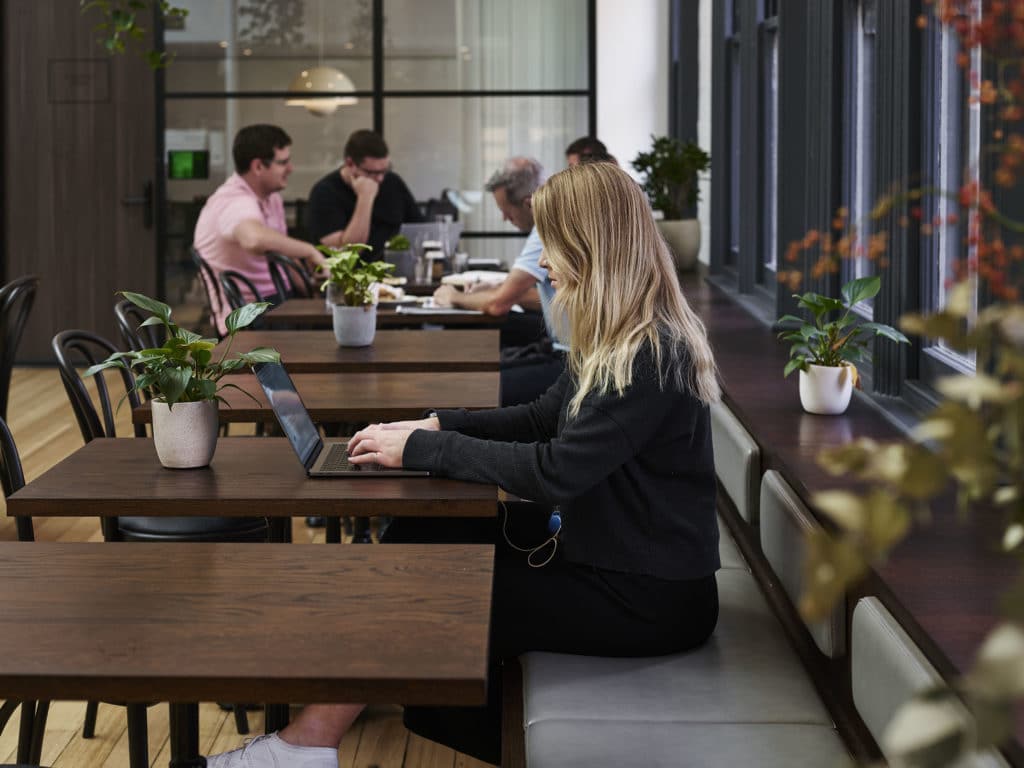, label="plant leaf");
[121,291,172,325]
[842,275,881,306]
[859,322,910,345]
[225,302,271,334]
